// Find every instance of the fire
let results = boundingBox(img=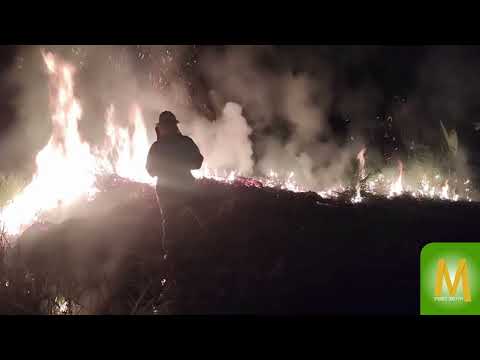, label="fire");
[0,53,156,236]
[352,147,367,203]
[0,52,476,238]
[440,180,449,200]
[388,160,404,198]
[0,53,98,235]
[192,167,237,184]
[100,105,154,185]
[357,147,367,180]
